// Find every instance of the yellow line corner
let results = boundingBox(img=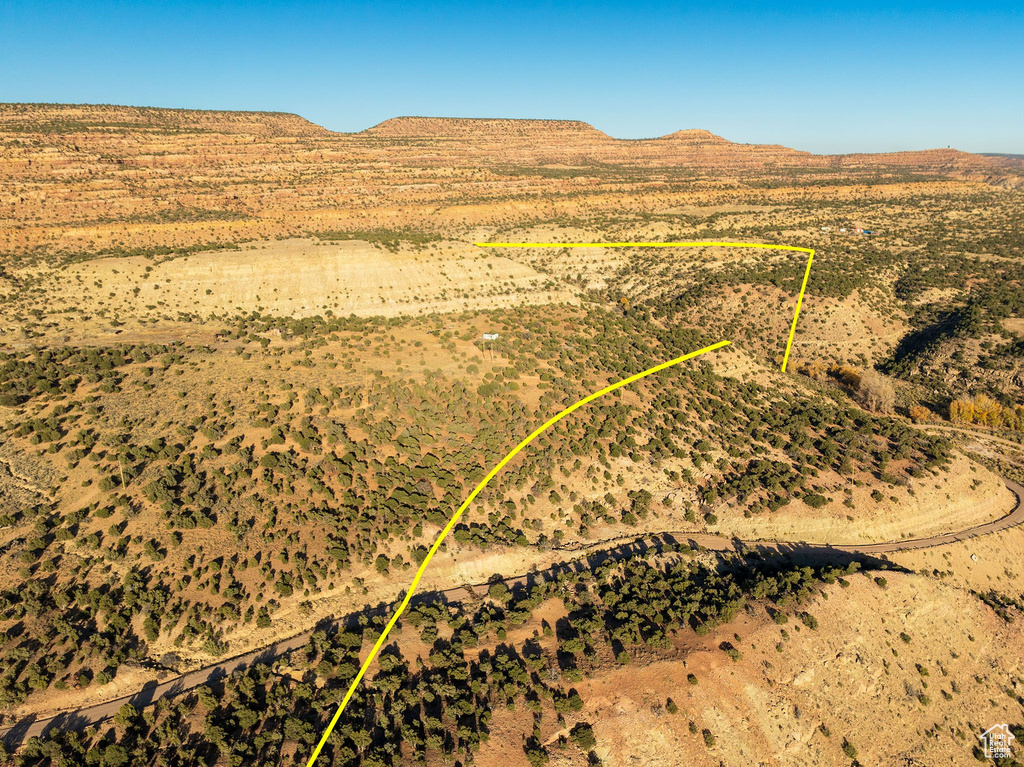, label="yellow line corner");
[476,241,814,371]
